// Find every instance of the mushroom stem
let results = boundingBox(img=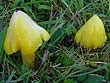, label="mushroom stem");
[22,53,35,69]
